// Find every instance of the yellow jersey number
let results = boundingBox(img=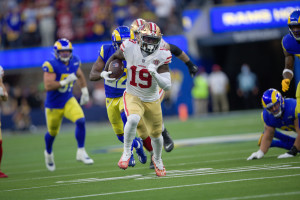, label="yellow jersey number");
[59,74,74,93]
[105,68,127,89]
